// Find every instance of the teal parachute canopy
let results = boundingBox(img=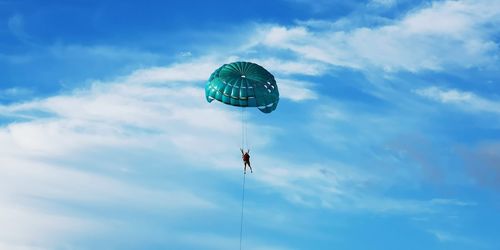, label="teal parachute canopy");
[205,61,279,113]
